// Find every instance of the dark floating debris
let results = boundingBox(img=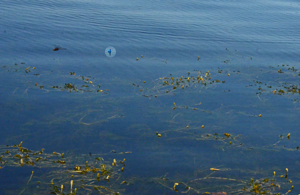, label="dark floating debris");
[53,46,66,51]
